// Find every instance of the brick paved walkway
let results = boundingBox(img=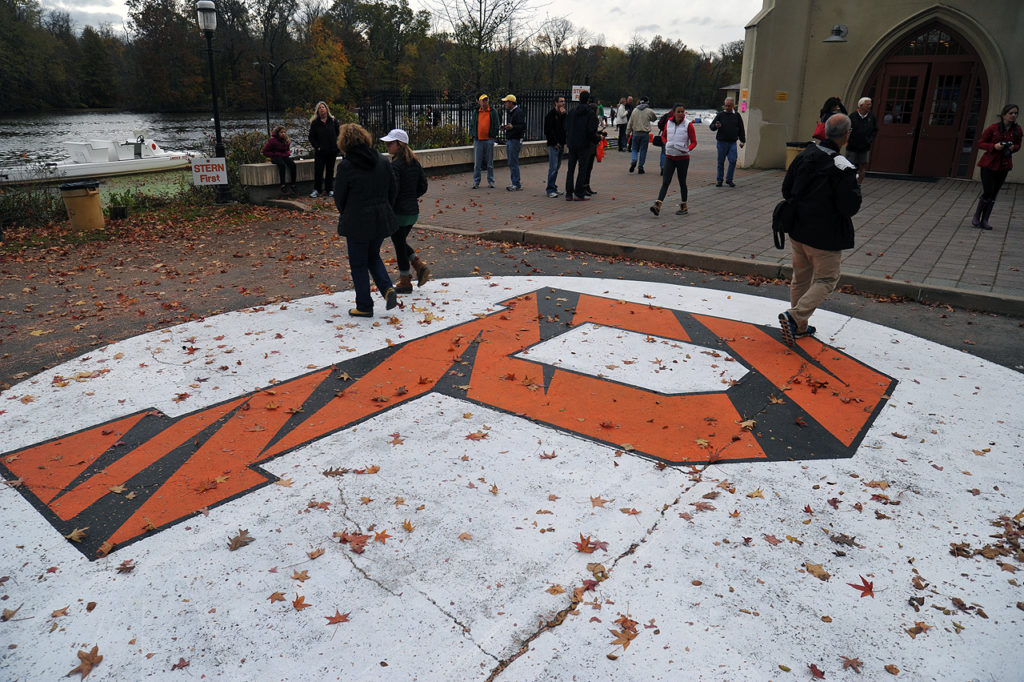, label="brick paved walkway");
[417,125,1023,314]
